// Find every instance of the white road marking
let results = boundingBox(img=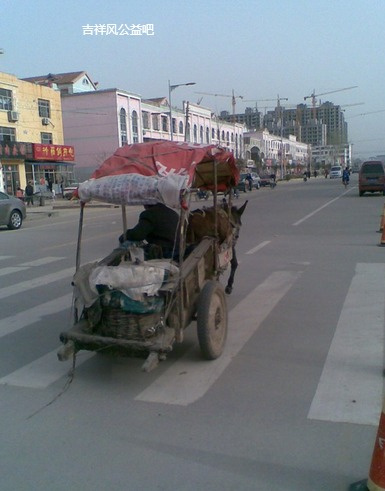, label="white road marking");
[0,266,29,277]
[0,267,75,300]
[20,257,66,267]
[308,263,385,426]
[0,258,66,278]
[135,270,302,406]
[293,191,350,226]
[0,349,95,389]
[245,240,271,255]
[0,294,73,338]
